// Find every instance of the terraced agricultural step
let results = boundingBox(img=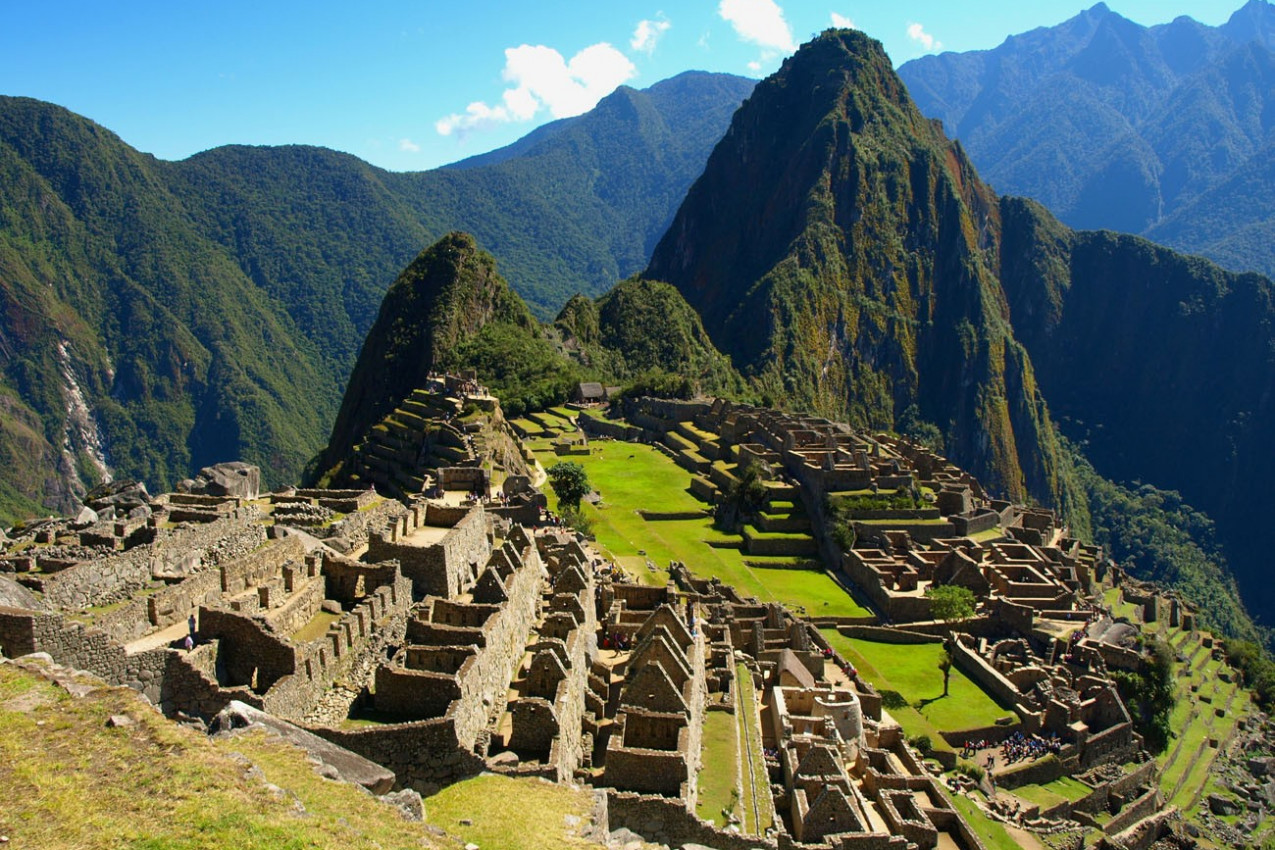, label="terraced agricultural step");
[756,514,813,533]
[763,482,799,500]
